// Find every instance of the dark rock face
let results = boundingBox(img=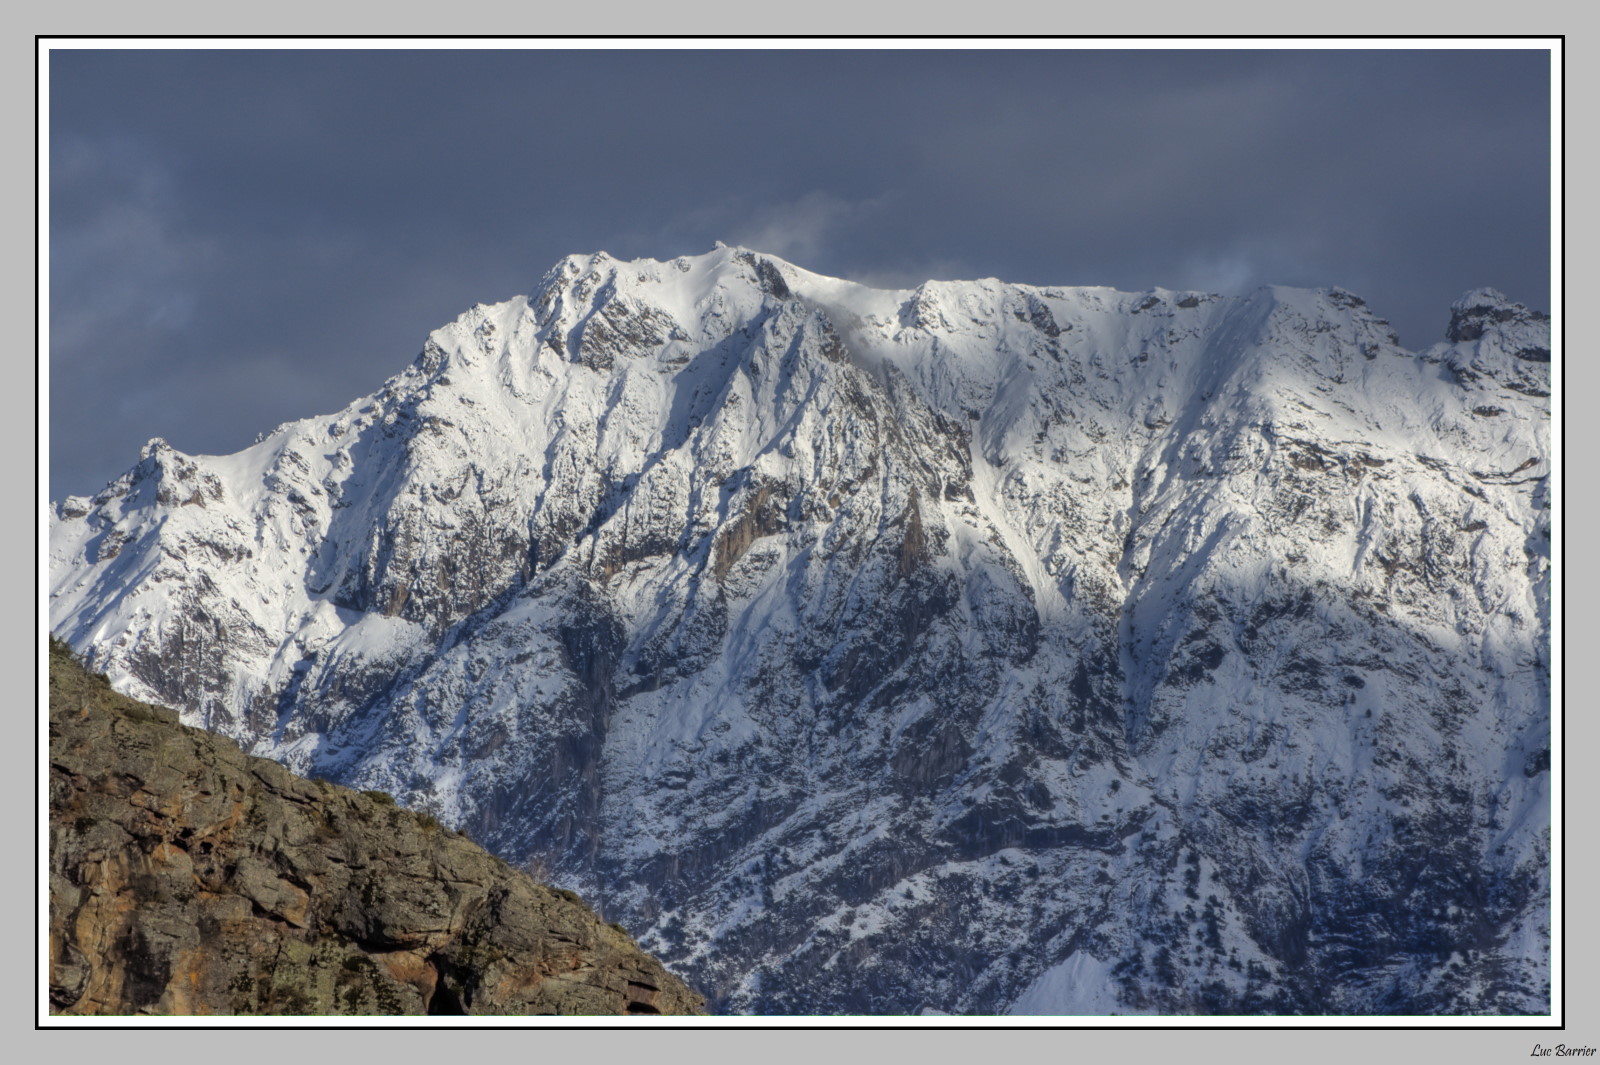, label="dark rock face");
[1441,288,1552,395]
[48,641,705,1017]
[1445,289,1549,343]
